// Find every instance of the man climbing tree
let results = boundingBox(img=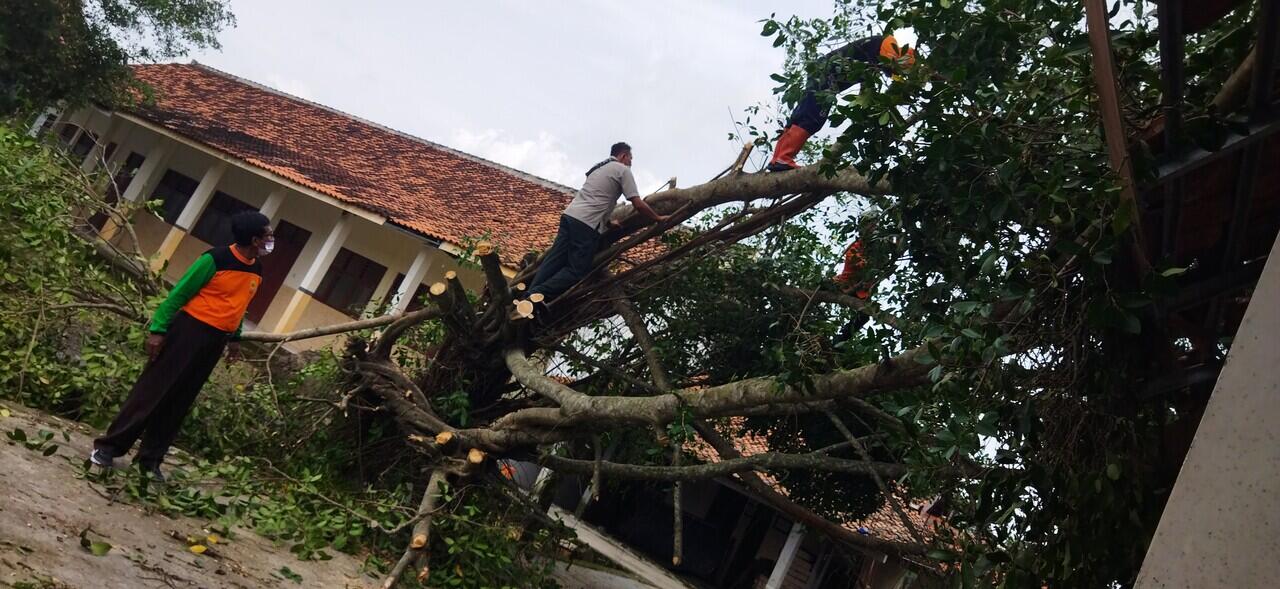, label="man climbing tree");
[766,34,916,172]
[525,142,669,308]
[91,212,273,480]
